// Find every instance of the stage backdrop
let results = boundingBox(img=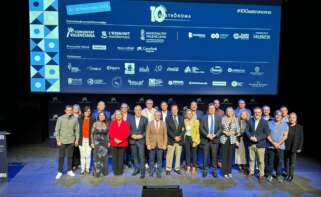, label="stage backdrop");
[29,0,281,95]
